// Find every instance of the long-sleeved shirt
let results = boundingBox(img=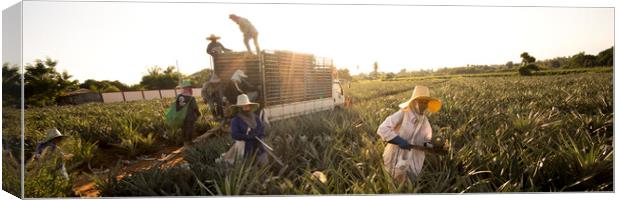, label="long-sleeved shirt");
[234,17,258,37]
[376,109,432,177]
[207,41,231,56]
[176,94,201,123]
[34,141,69,179]
[201,82,226,104]
[230,115,265,156]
